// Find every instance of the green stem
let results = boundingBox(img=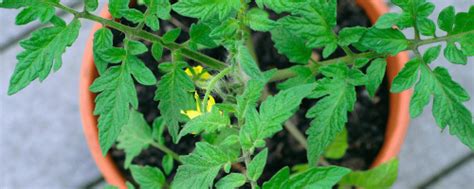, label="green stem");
[243,151,257,189]
[151,141,182,163]
[202,66,233,111]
